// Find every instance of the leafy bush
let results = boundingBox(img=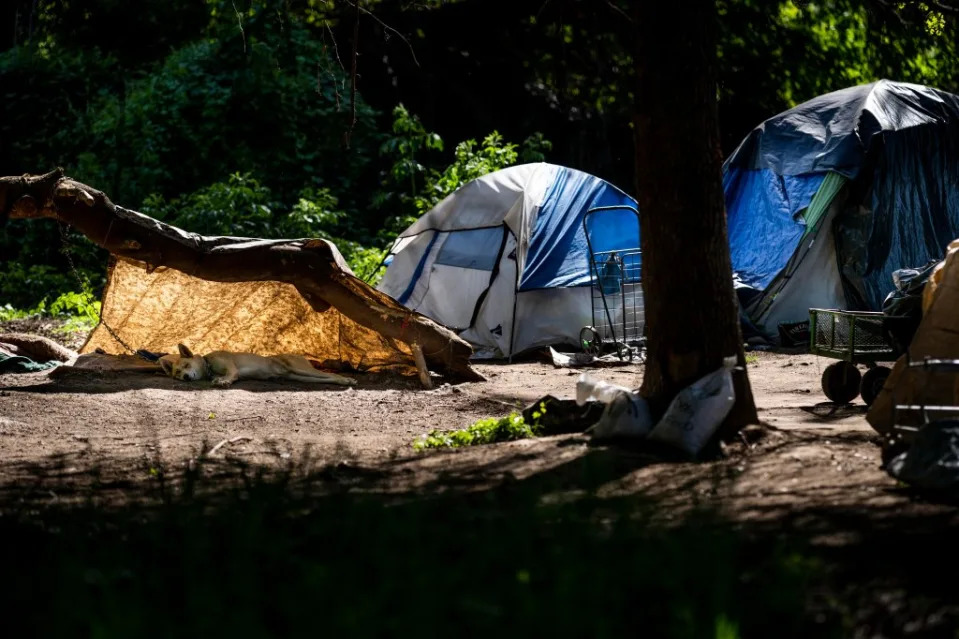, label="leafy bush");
[413,403,548,450]
[0,289,101,334]
[412,131,520,215]
[142,172,278,237]
[141,174,387,283]
[48,290,101,322]
[375,107,552,239]
[75,12,381,208]
[281,189,346,240]
[0,263,76,310]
